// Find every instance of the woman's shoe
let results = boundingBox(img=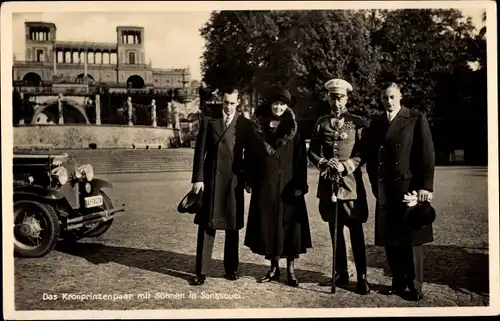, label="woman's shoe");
[287,271,299,287]
[257,268,280,283]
